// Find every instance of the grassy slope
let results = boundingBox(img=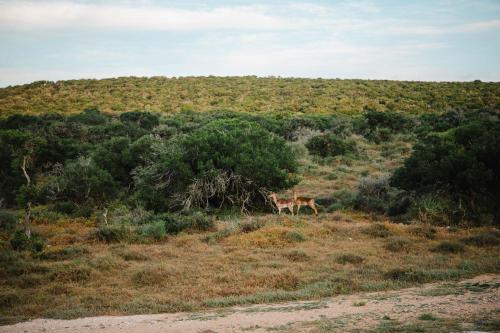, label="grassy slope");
[0,132,498,324]
[1,76,499,117]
